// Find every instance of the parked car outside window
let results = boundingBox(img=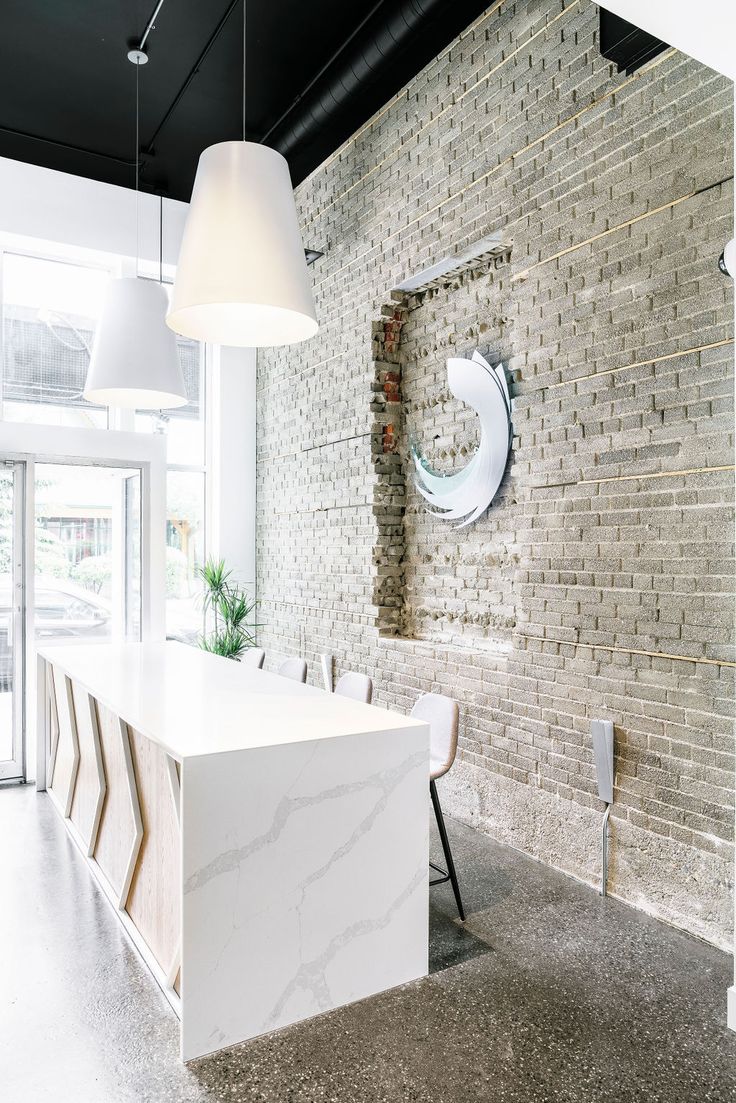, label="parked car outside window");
[0,575,111,690]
